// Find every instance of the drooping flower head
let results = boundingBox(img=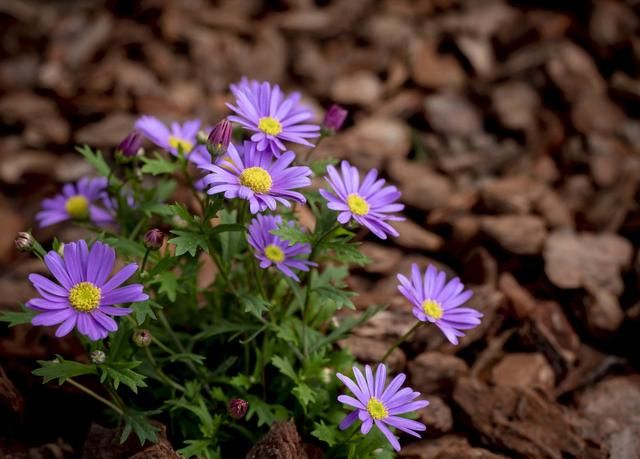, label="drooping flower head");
[27,240,148,341]
[337,364,428,452]
[320,161,404,240]
[200,141,312,214]
[397,264,482,345]
[36,177,114,228]
[134,116,210,167]
[227,78,320,157]
[247,214,316,281]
